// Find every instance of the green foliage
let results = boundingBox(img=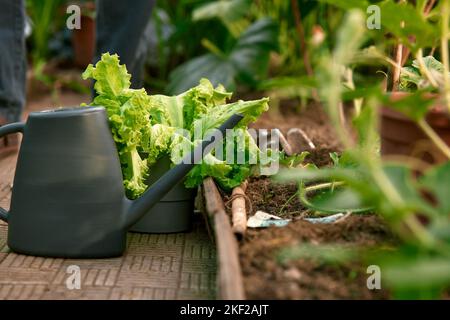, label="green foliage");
[275,6,450,298]
[167,18,278,94]
[381,91,435,121]
[149,0,282,93]
[279,151,310,168]
[278,243,357,266]
[26,0,67,64]
[83,53,271,197]
[82,53,153,198]
[318,0,439,51]
[192,0,252,37]
[400,56,450,91]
